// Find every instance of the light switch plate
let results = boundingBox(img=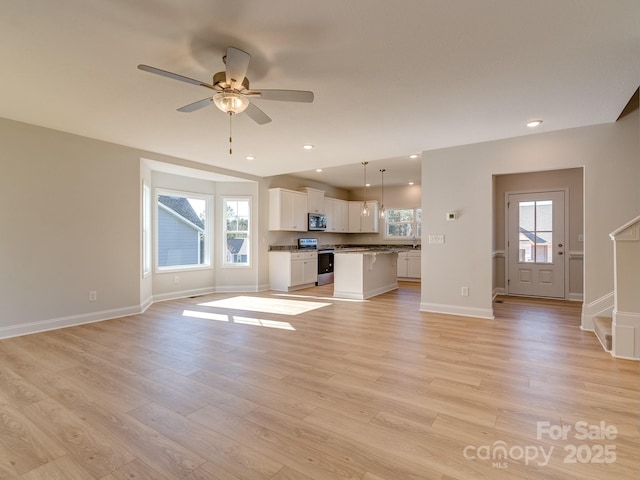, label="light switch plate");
[428,234,445,244]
